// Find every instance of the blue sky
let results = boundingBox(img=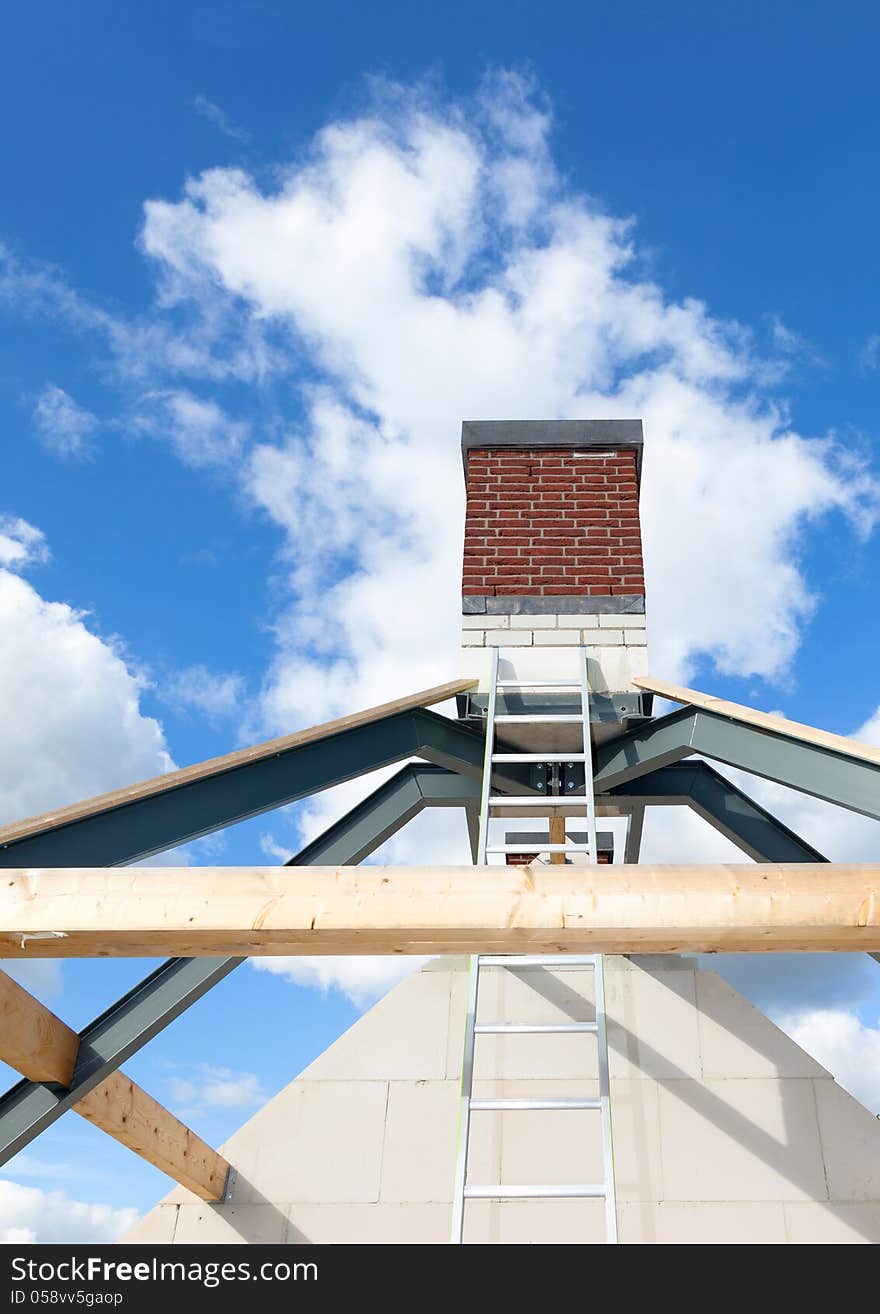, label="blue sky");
[3,1,880,1240]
